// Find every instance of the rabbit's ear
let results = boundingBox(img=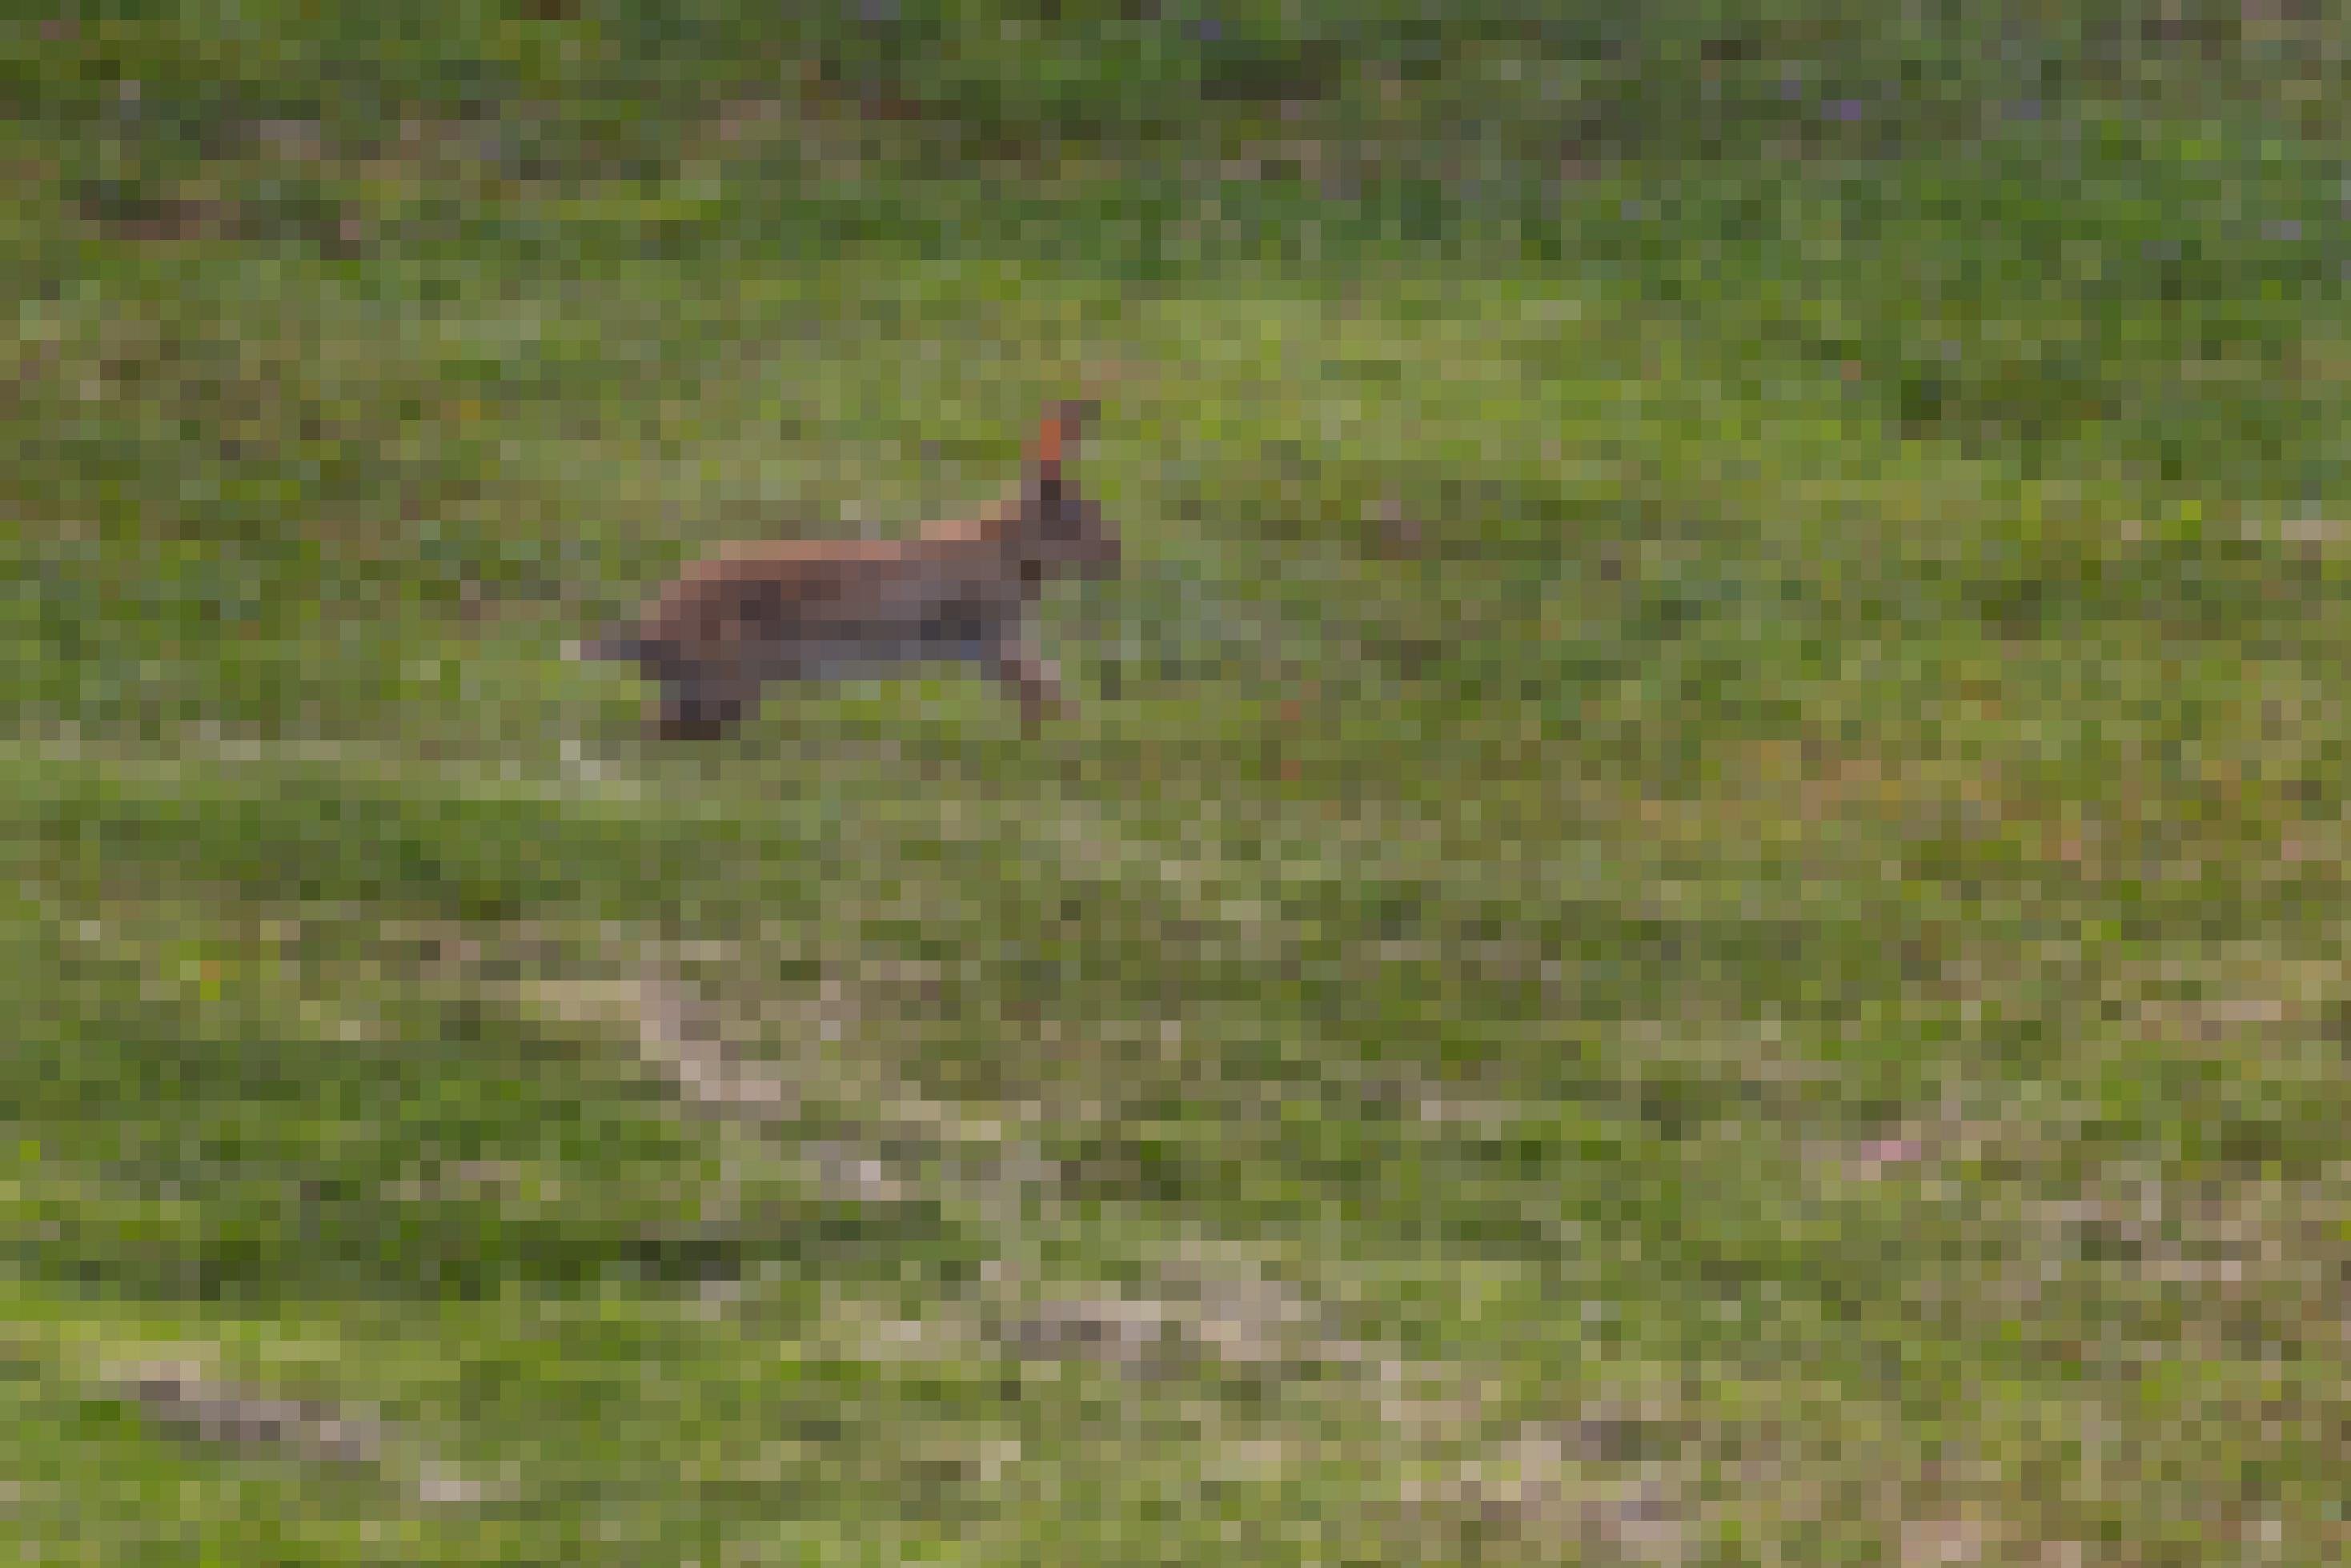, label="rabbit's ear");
[1029,412,1069,473]
[1029,399,1097,472]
